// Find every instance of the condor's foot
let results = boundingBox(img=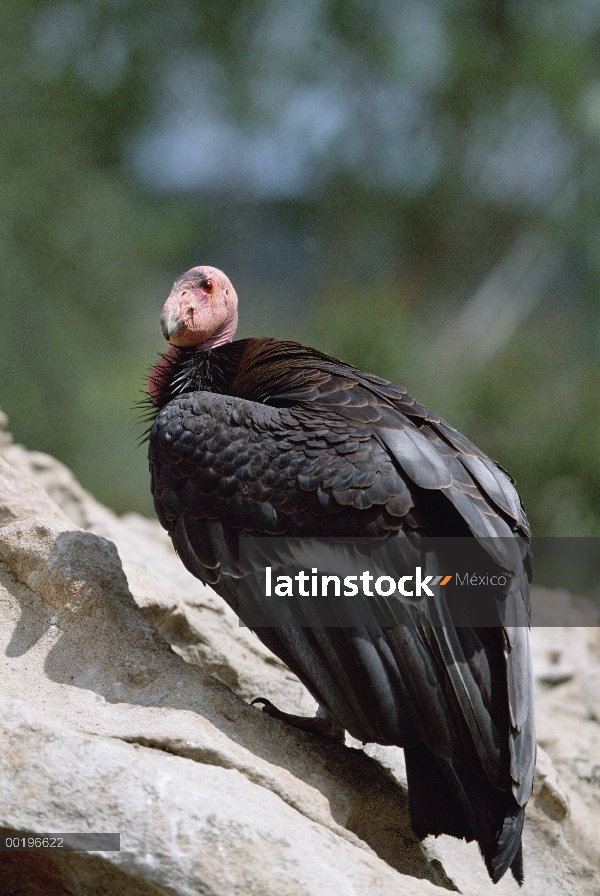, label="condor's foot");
[251,698,345,743]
